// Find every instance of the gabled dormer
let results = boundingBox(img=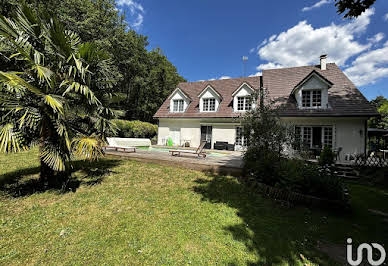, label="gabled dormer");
[198,85,222,112]
[232,82,255,112]
[169,87,191,113]
[292,70,333,109]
